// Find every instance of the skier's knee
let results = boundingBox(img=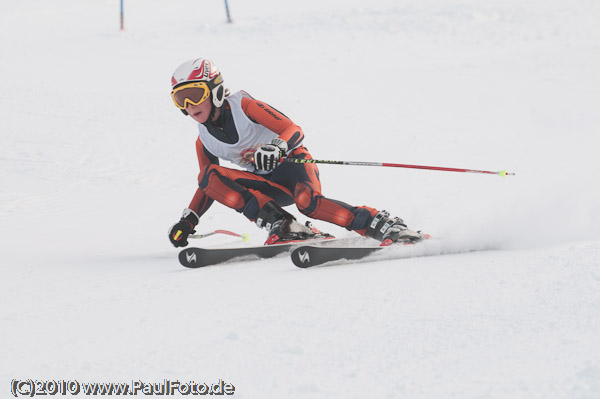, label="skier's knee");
[294,184,318,215]
[199,165,246,210]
